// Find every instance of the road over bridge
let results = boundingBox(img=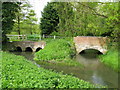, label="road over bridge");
[74,36,108,54]
[9,41,46,52]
